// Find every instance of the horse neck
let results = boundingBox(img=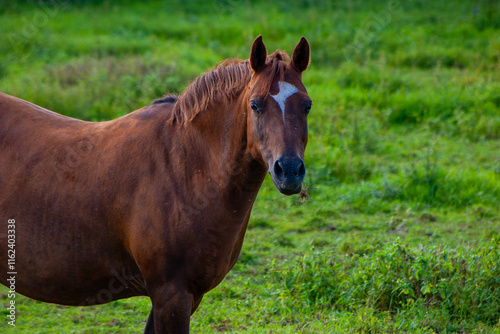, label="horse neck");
[175,92,268,210]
